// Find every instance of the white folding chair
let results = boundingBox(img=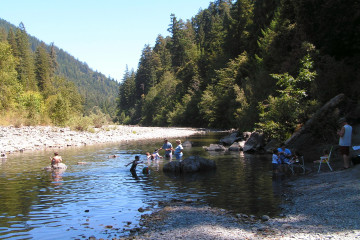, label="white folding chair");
[317,146,333,173]
[289,155,306,174]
